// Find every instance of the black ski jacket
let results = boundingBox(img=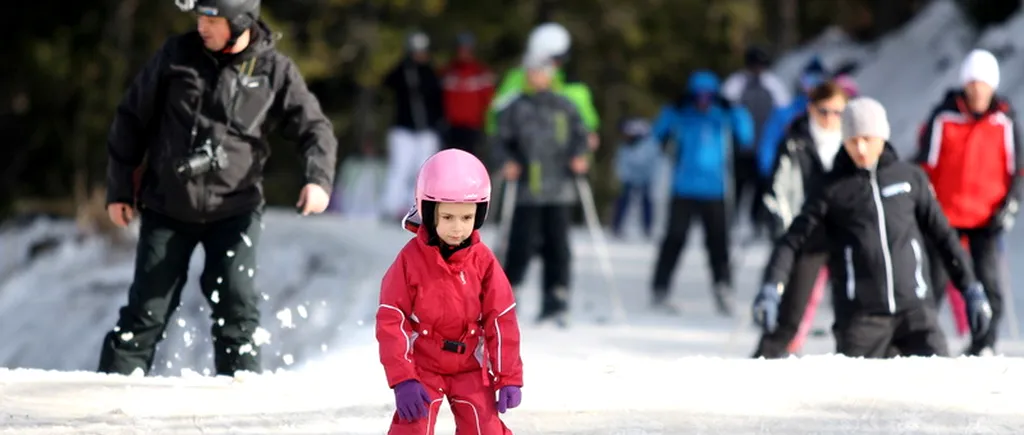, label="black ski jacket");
[762,144,977,314]
[106,22,338,223]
